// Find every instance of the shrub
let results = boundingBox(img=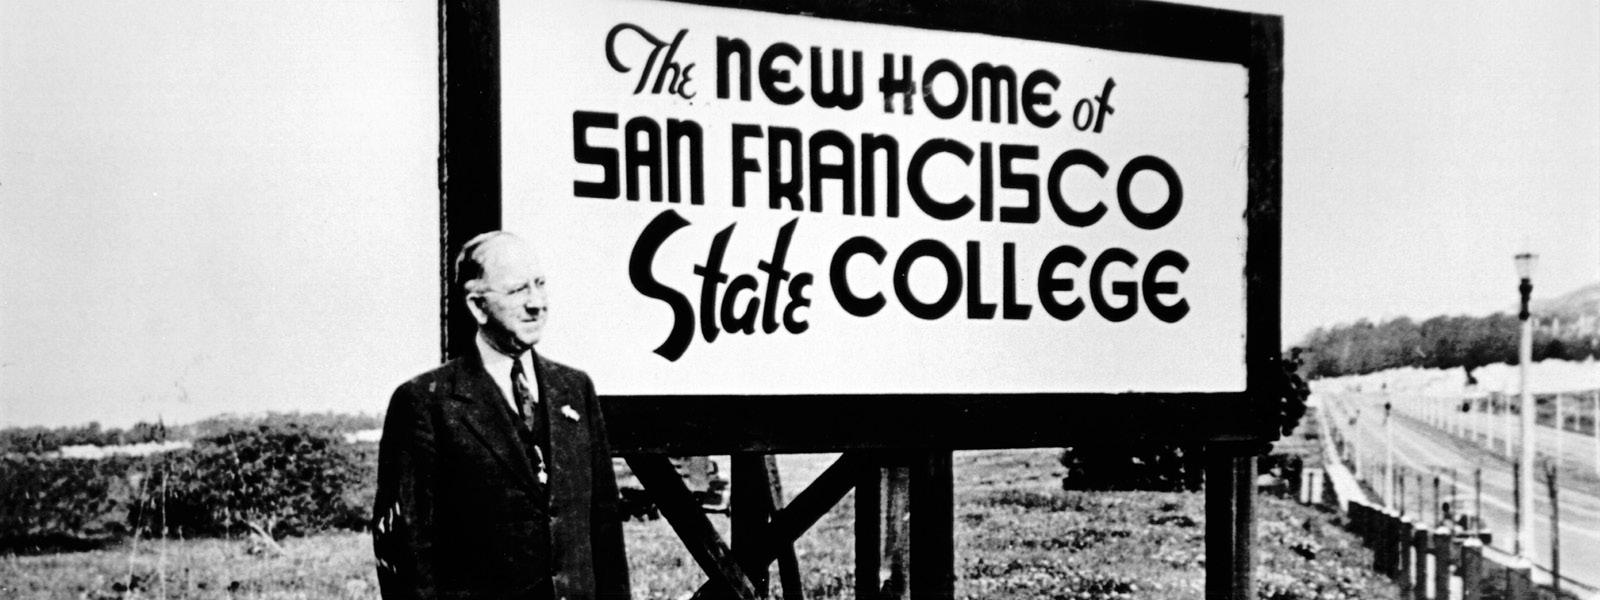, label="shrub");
[139,423,368,540]
[1058,444,1205,492]
[0,455,143,553]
